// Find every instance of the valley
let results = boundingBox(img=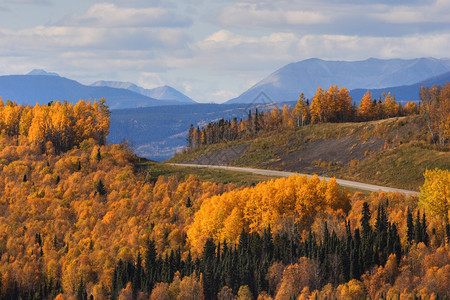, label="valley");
[0,61,448,300]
